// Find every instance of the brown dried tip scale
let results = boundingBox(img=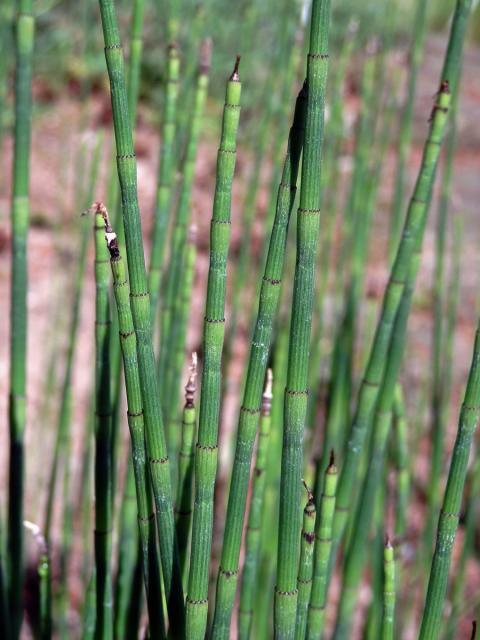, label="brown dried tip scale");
[230,55,241,82]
